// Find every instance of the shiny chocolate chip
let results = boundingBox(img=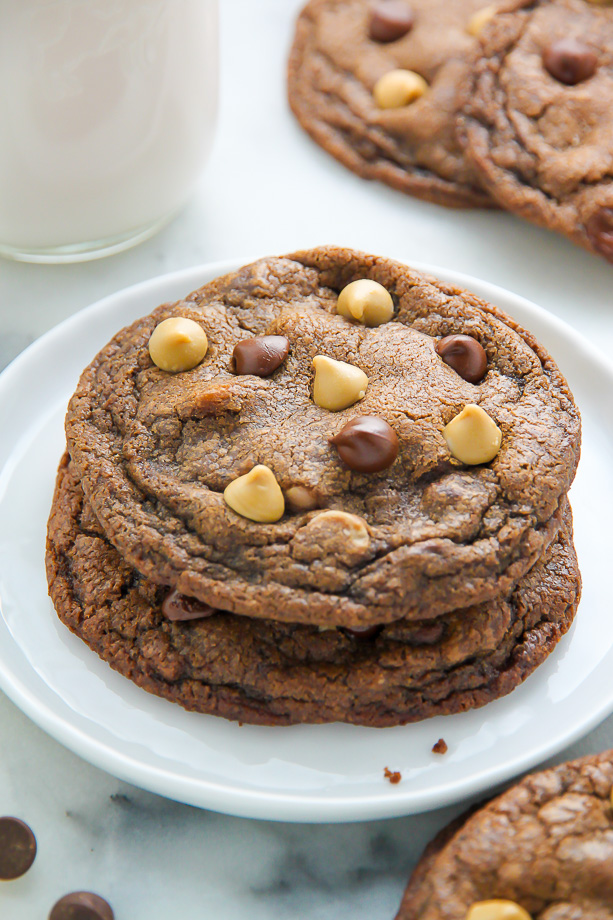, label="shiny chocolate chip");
[435,334,487,383]
[543,38,597,85]
[232,335,290,377]
[343,624,383,640]
[49,891,114,920]
[586,207,613,262]
[330,416,399,473]
[369,1,414,42]
[0,816,37,880]
[162,589,216,622]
